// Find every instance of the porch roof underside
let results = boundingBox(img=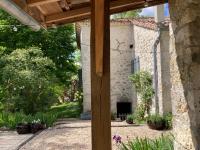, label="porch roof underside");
[11,0,167,28]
